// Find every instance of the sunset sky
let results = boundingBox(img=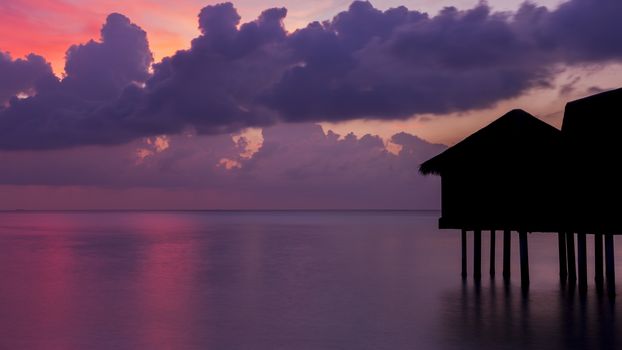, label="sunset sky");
[1,0,621,209]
